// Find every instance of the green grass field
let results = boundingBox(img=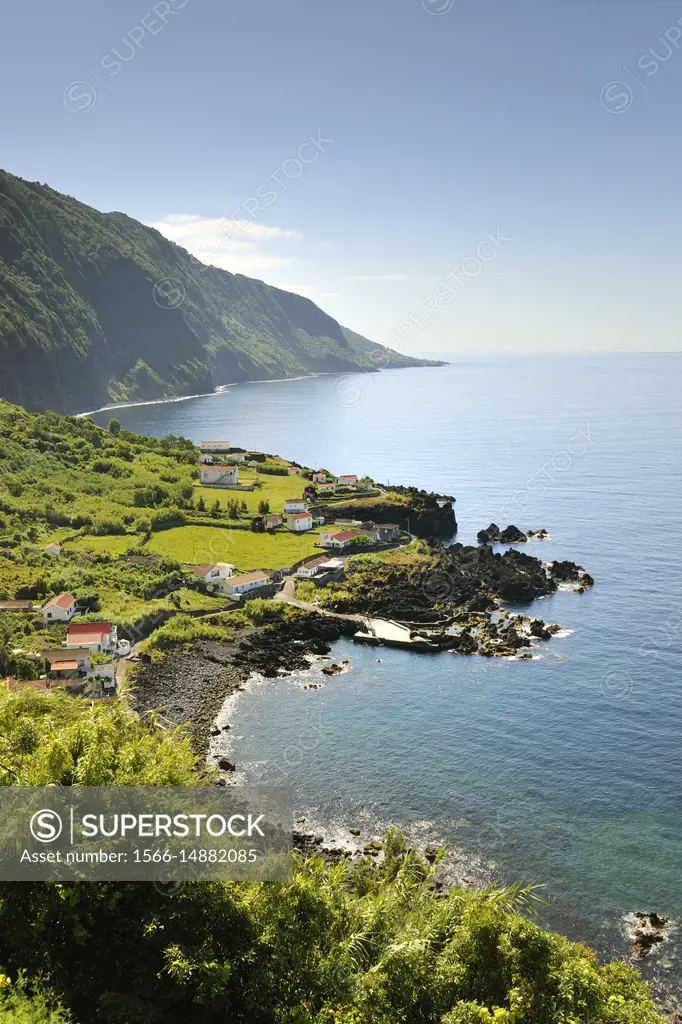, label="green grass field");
[194,468,306,514]
[65,534,133,556]
[95,585,229,623]
[146,525,322,570]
